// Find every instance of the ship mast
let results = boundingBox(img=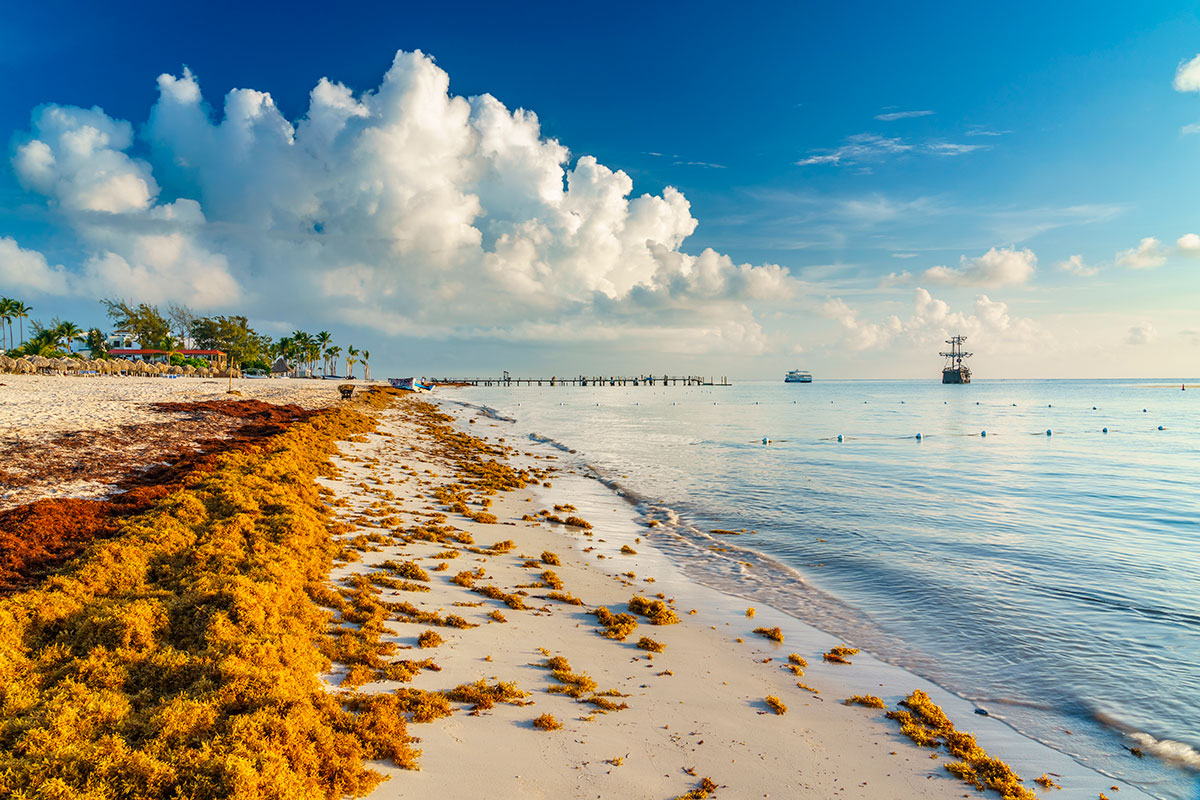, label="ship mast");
[939,335,972,369]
